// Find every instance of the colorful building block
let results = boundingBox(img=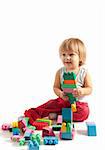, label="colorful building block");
[33,122,48,130]
[24,129,34,140]
[11,135,22,142]
[43,136,58,145]
[24,131,32,141]
[11,122,18,128]
[31,133,41,145]
[61,72,78,109]
[64,80,77,84]
[57,115,62,125]
[63,72,76,80]
[19,138,26,146]
[28,140,39,150]
[1,123,10,130]
[52,124,62,131]
[86,122,97,136]
[62,84,77,88]
[27,125,36,130]
[66,122,71,132]
[12,128,20,135]
[42,126,55,137]
[61,122,66,132]
[71,103,77,112]
[60,132,72,140]
[62,108,72,122]
[36,118,52,126]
